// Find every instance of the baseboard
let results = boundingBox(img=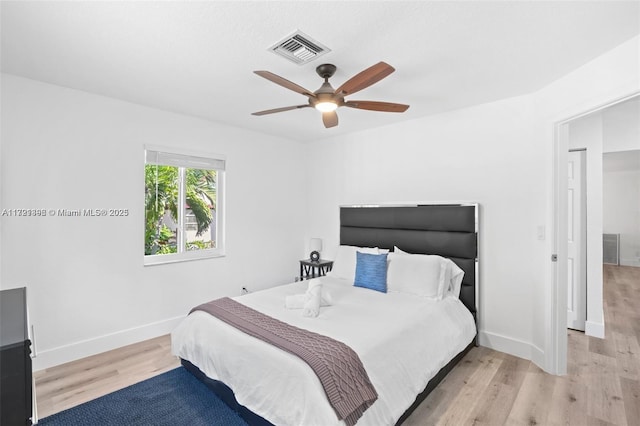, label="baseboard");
[585,320,605,338]
[34,321,553,373]
[530,343,546,369]
[478,330,544,368]
[32,315,185,371]
[620,259,640,267]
